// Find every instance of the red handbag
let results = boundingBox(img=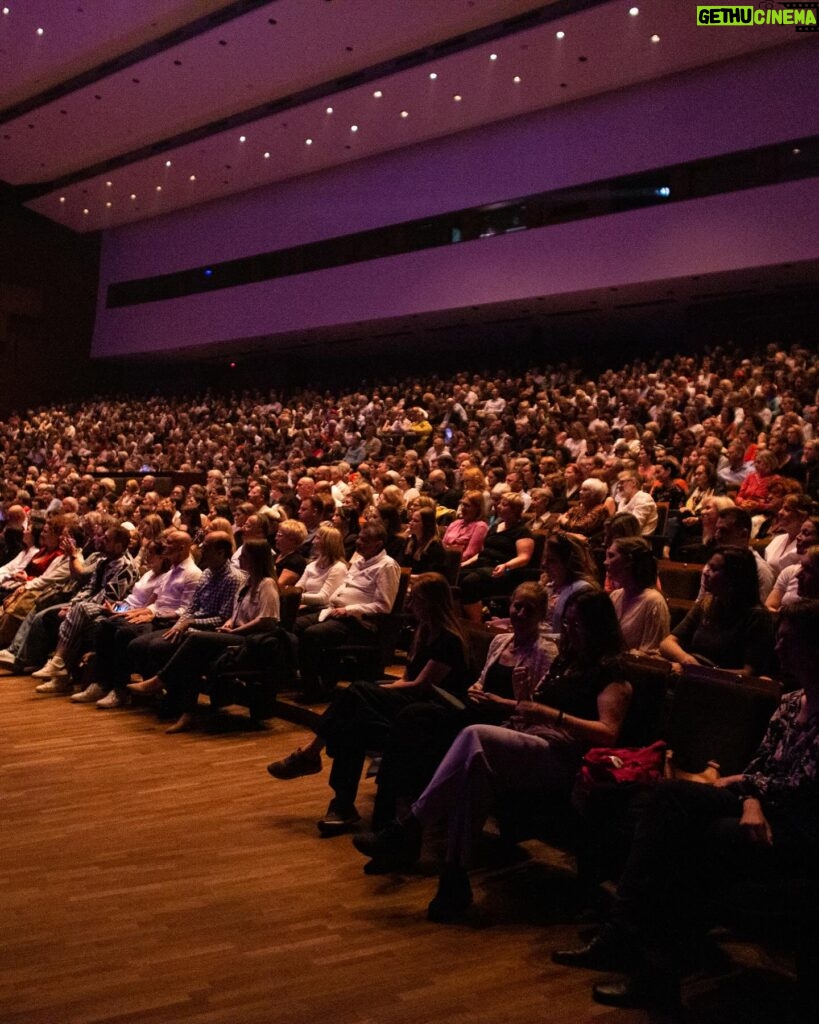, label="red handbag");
[576,739,667,794]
